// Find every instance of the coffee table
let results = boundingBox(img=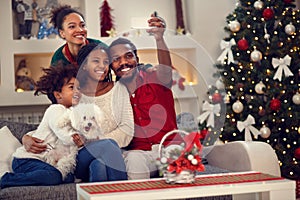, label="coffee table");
[76,171,296,200]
